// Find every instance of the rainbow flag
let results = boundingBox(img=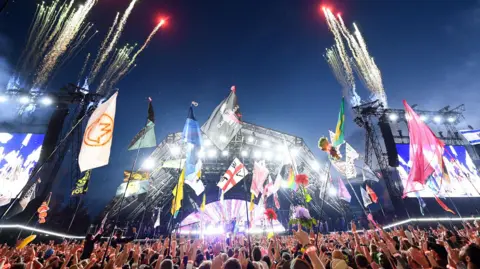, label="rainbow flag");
[287,167,296,190]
